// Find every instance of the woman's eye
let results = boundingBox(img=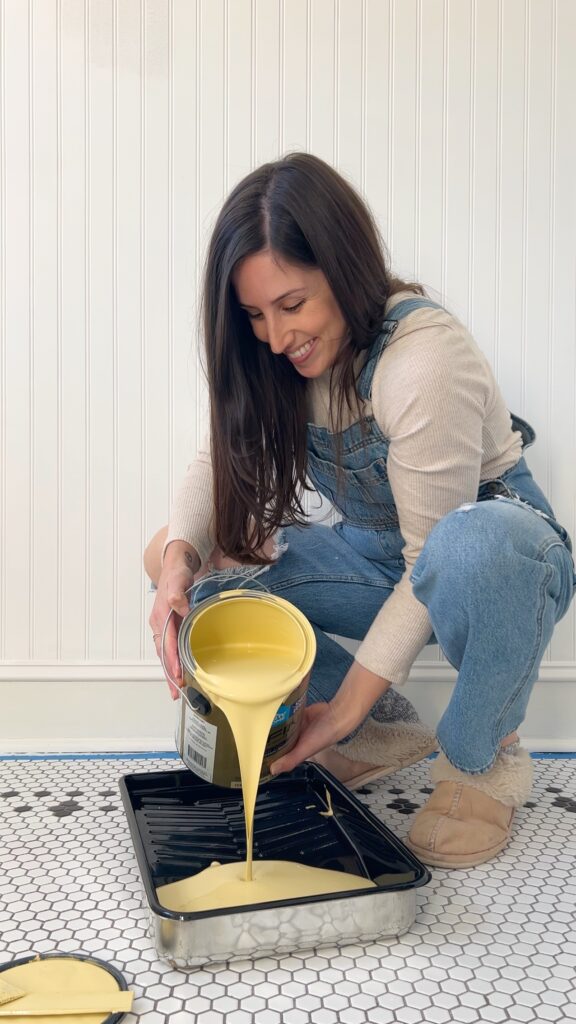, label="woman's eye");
[244,300,303,320]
